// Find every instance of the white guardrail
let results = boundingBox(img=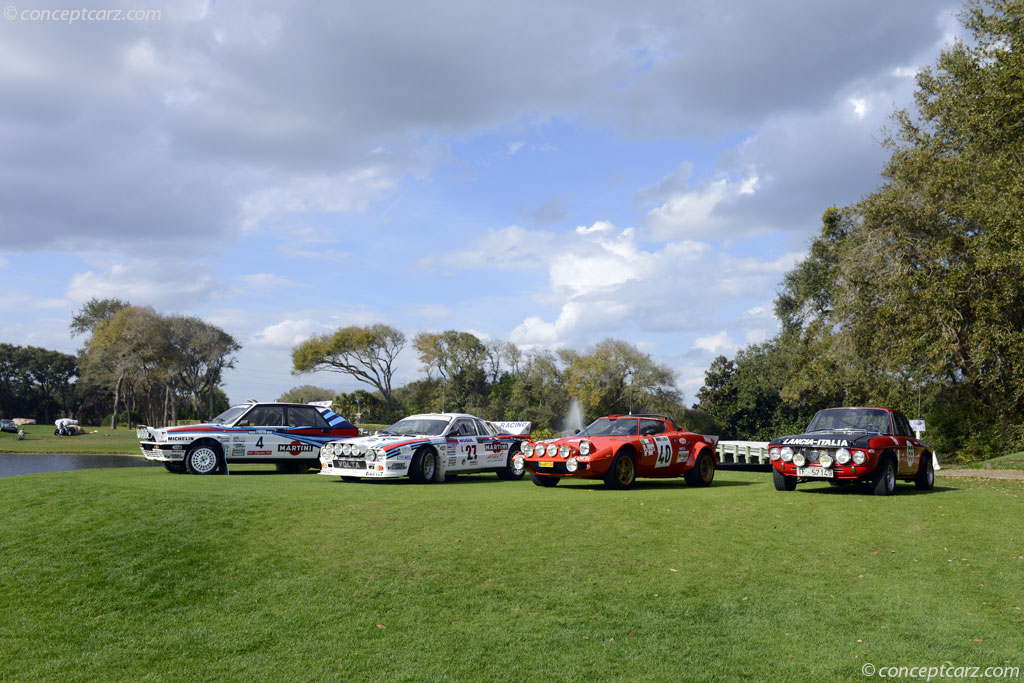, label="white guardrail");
[716,440,770,466]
